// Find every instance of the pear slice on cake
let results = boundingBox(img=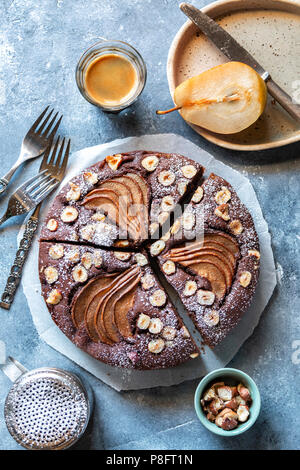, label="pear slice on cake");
[157,62,267,134]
